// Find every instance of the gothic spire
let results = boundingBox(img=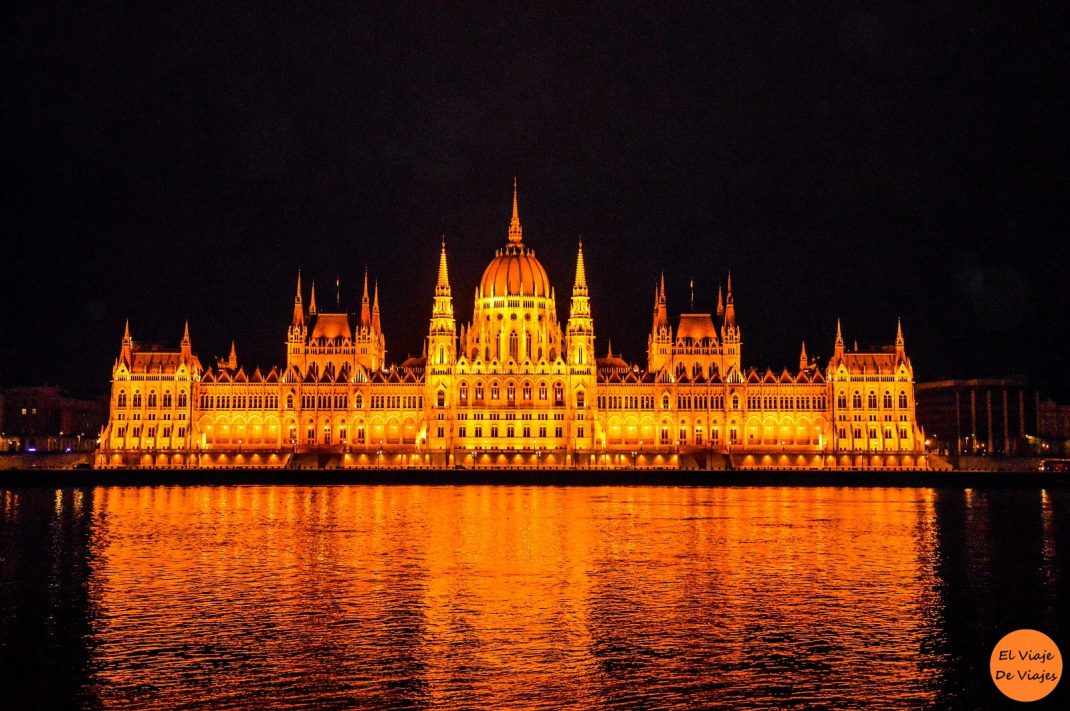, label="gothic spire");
[309,280,318,315]
[180,320,192,361]
[653,273,669,331]
[228,340,237,370]
[360,269,371,327]
[372,280,381,333]
[573,240,588,294]
[436,236,451,294]
[799,341,808,370]
[835,318,845,355]
[292,271,304,326]
[716,283,724,318]
[508,177,523,244]
[723,272,736,328]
